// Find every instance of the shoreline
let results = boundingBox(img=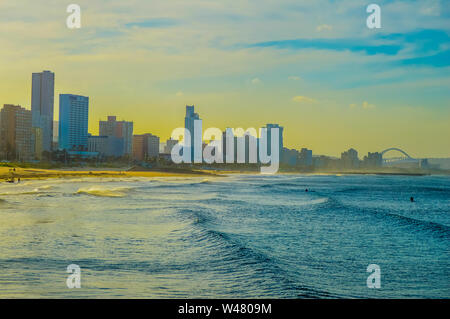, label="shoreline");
[0,167,218,182]
[2,166,448,182]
